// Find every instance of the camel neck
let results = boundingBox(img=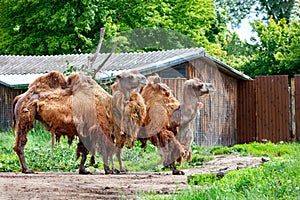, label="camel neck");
[181,88,198,125]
